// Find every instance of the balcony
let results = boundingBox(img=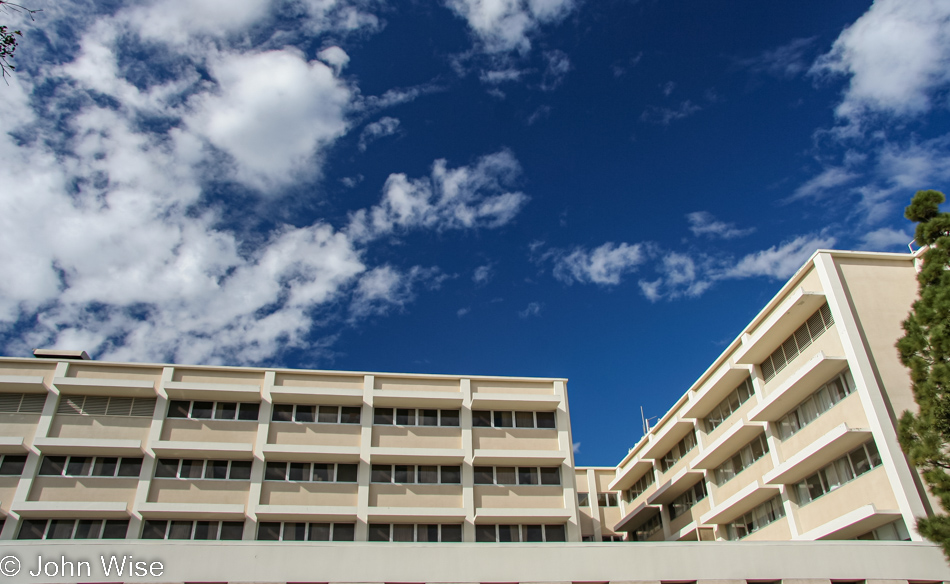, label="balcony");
[260,481,358,507]
[608,458,655,492]
[795,503,903,540]
[163,380,261,401]
[701,479,780,525]
[763,423,872,485]
[793,467,898,534]
[732,289,827,365]
[690,421,766,470]
[681,366,752,421]
[370,483,463,508]
[262,443,360,462]
[748,352,849,421]
[268,422,361,448]
[613,501,661,532]
[647,467,706,506]
[33,437,142,457]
